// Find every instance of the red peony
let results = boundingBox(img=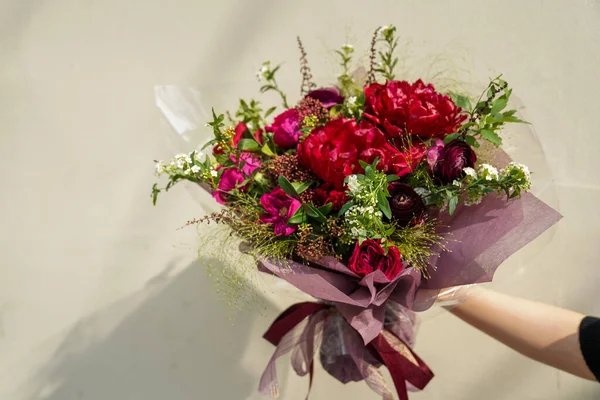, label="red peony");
[363,80,467,139]
[348,240,403,280]
[297,118,390,189]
